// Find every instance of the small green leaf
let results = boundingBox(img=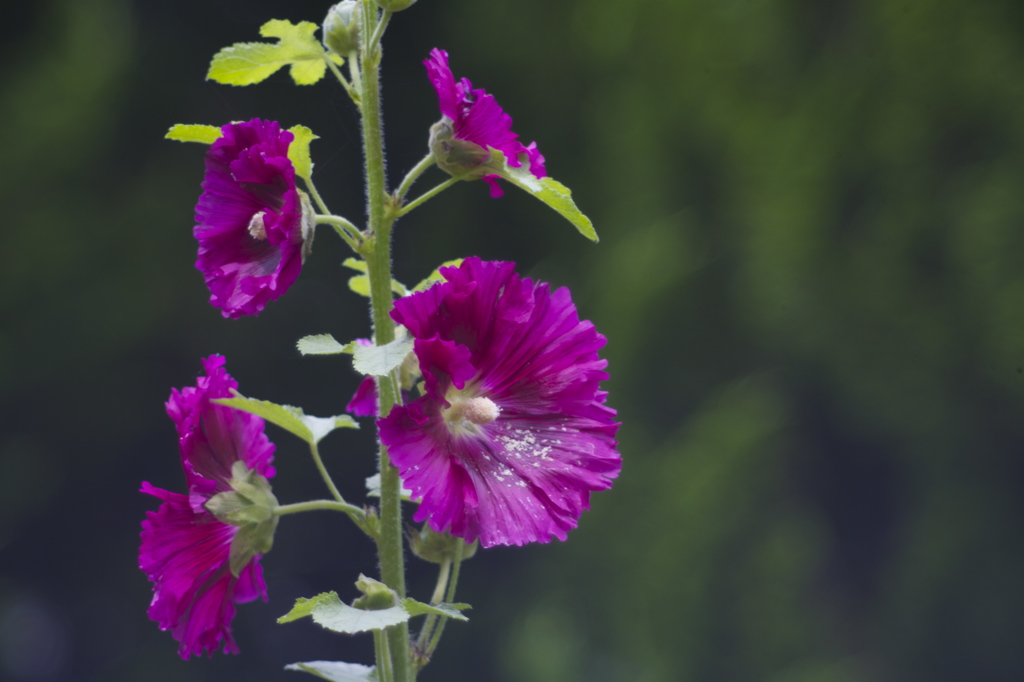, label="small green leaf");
[297,334,355,355]
[343,259,409,296]
[400,598,470,621]
[208,19,329,86]
[285,661,378,682]
[364,473,415,502]
[348,274,371,297]
[411,258,465,292]
[166,124,222,144]
[279,592,340,624]
[352,337,415,377]
[214,392,357,446]
[287,125,318,180]
[342,257,368,274]
[488,149,598,242]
